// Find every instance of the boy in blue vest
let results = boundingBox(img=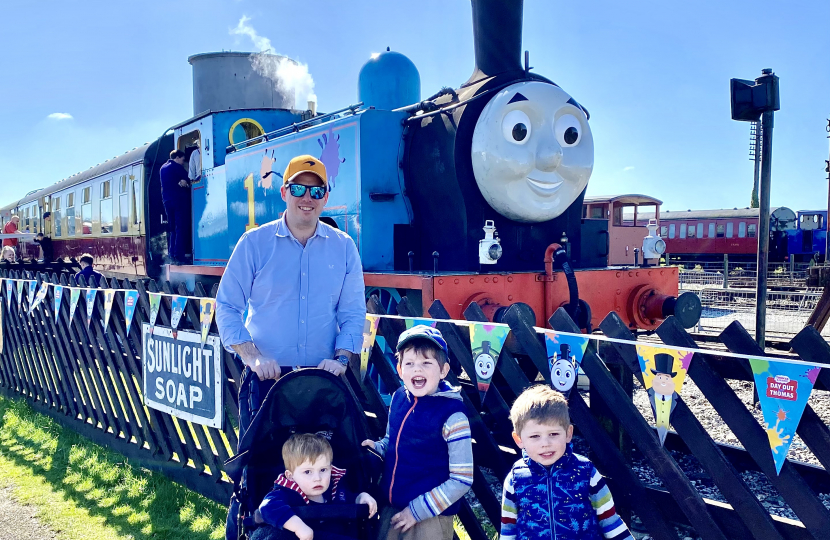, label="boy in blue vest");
[362,325,473,540]
[501,385,634,540]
